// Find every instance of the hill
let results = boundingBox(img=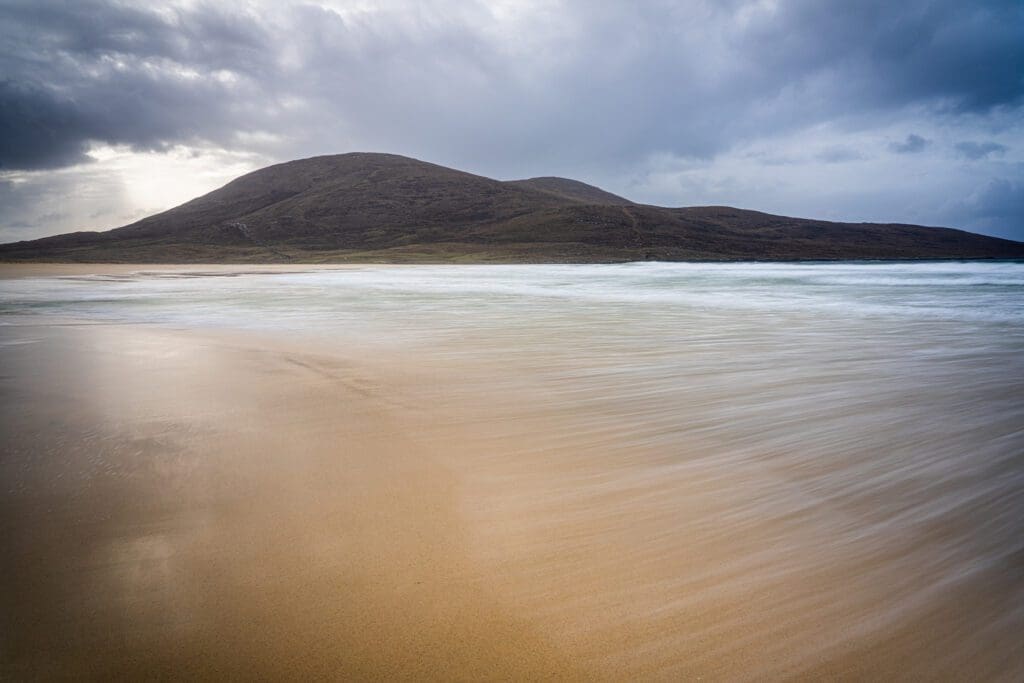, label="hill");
[2,153,1022,262]
[505,177,632,205]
